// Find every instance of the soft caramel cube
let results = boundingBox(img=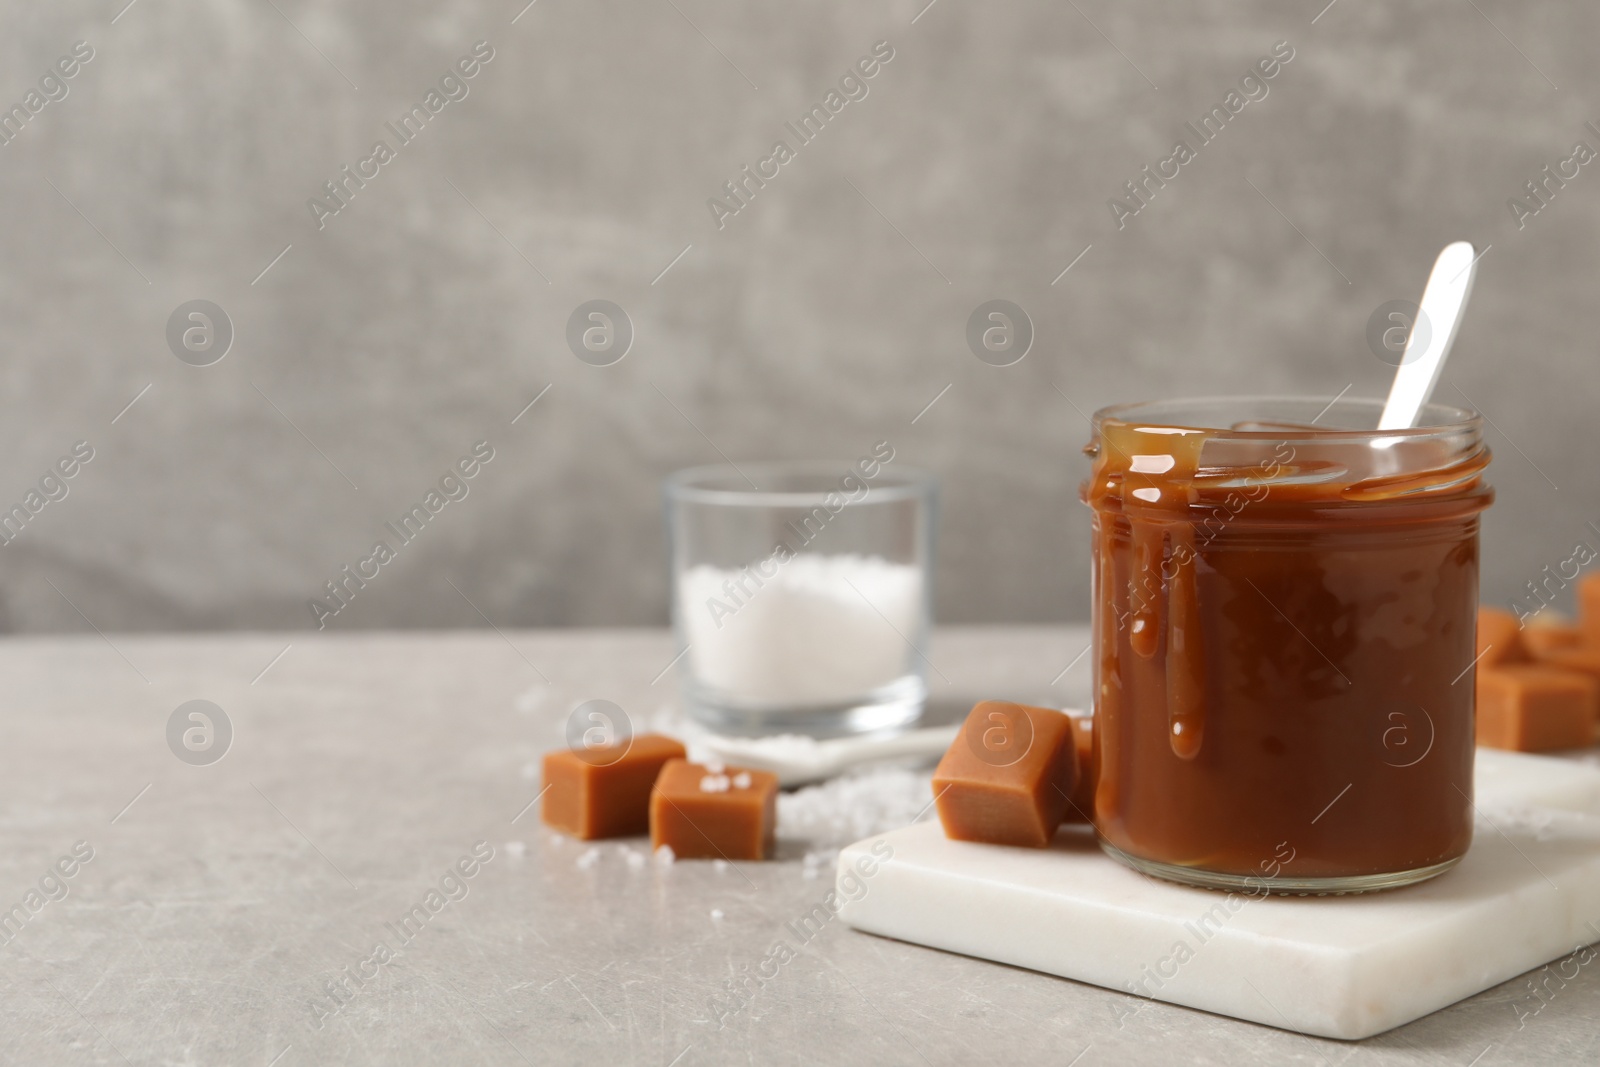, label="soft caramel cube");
[1527,640,1600,687]
[541,734,686,840]
[933,701,1078,848]
[1522,613,1600,685]
[1476,607,1526,667]
[650,759,777,860]
[1476,666,1598,752]
[1581,574,1600,647]
[1061,714,1096,825]
[1522,624,1584,656]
